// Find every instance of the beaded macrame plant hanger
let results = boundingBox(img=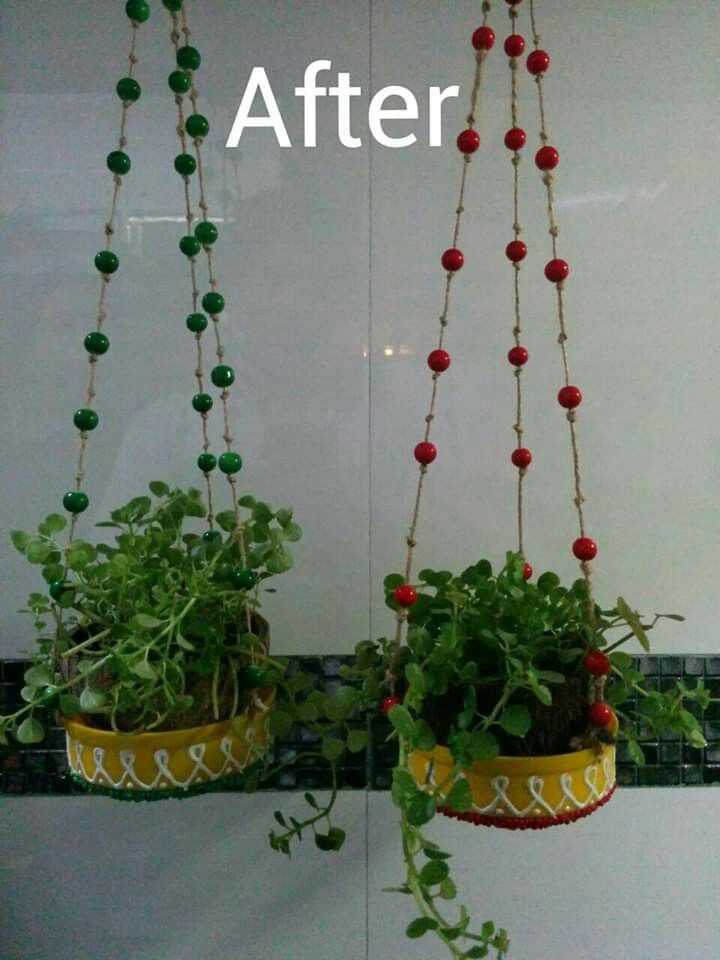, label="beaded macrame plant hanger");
[58,0,263,675]
[389,0,614,822]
